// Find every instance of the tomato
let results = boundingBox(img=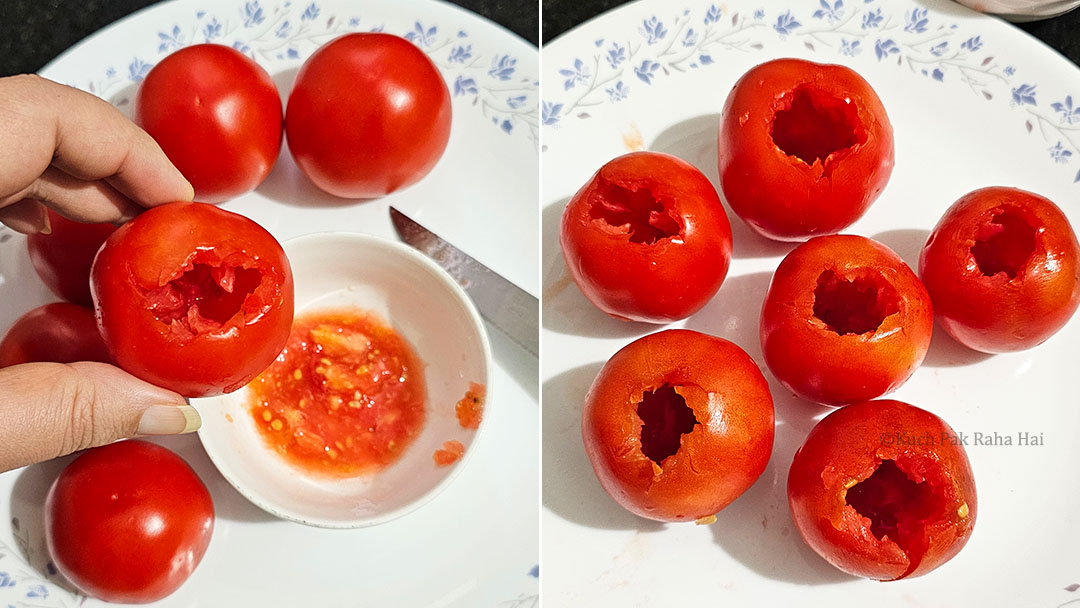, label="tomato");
[582,329,774,522]
[788,400,976,580]
[560,152,733,323]
[247,308,426,477]
[91,202,293,397]
[26,209,117,306]
[0,303,109,367]
[45,440,214,603]
[919,186,1080,353]
[285,33,452,198]
[135,44,282,203]
[433,440,465,467]
[718,58,894,241]
[761,235,932,406]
